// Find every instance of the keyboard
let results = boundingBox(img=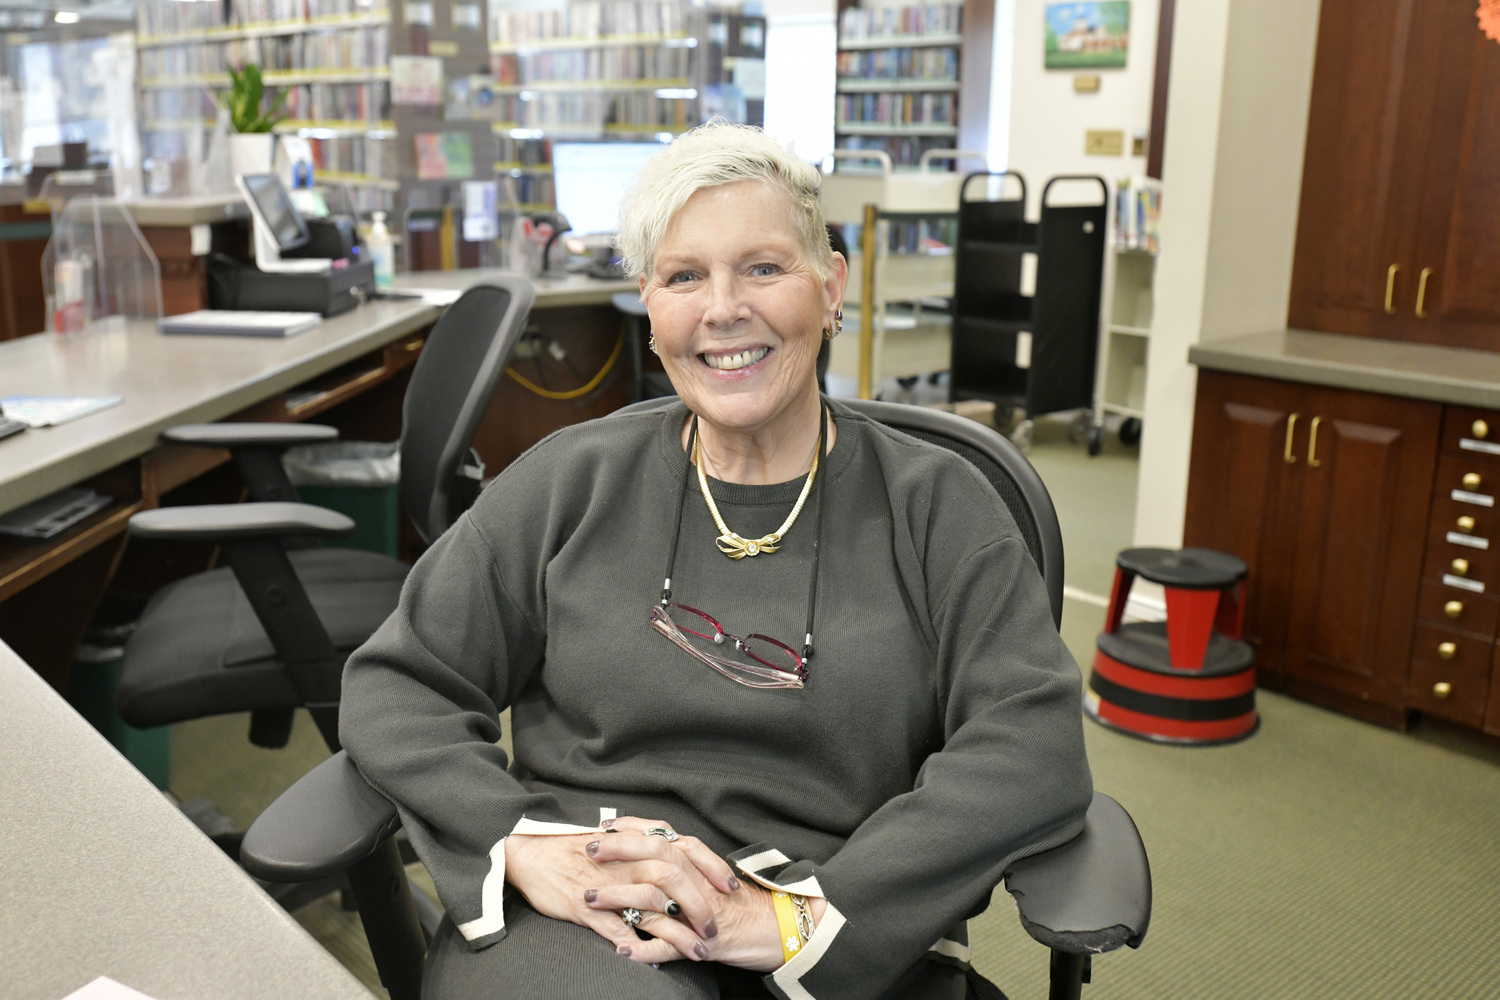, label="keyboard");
[0,416,26,442]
